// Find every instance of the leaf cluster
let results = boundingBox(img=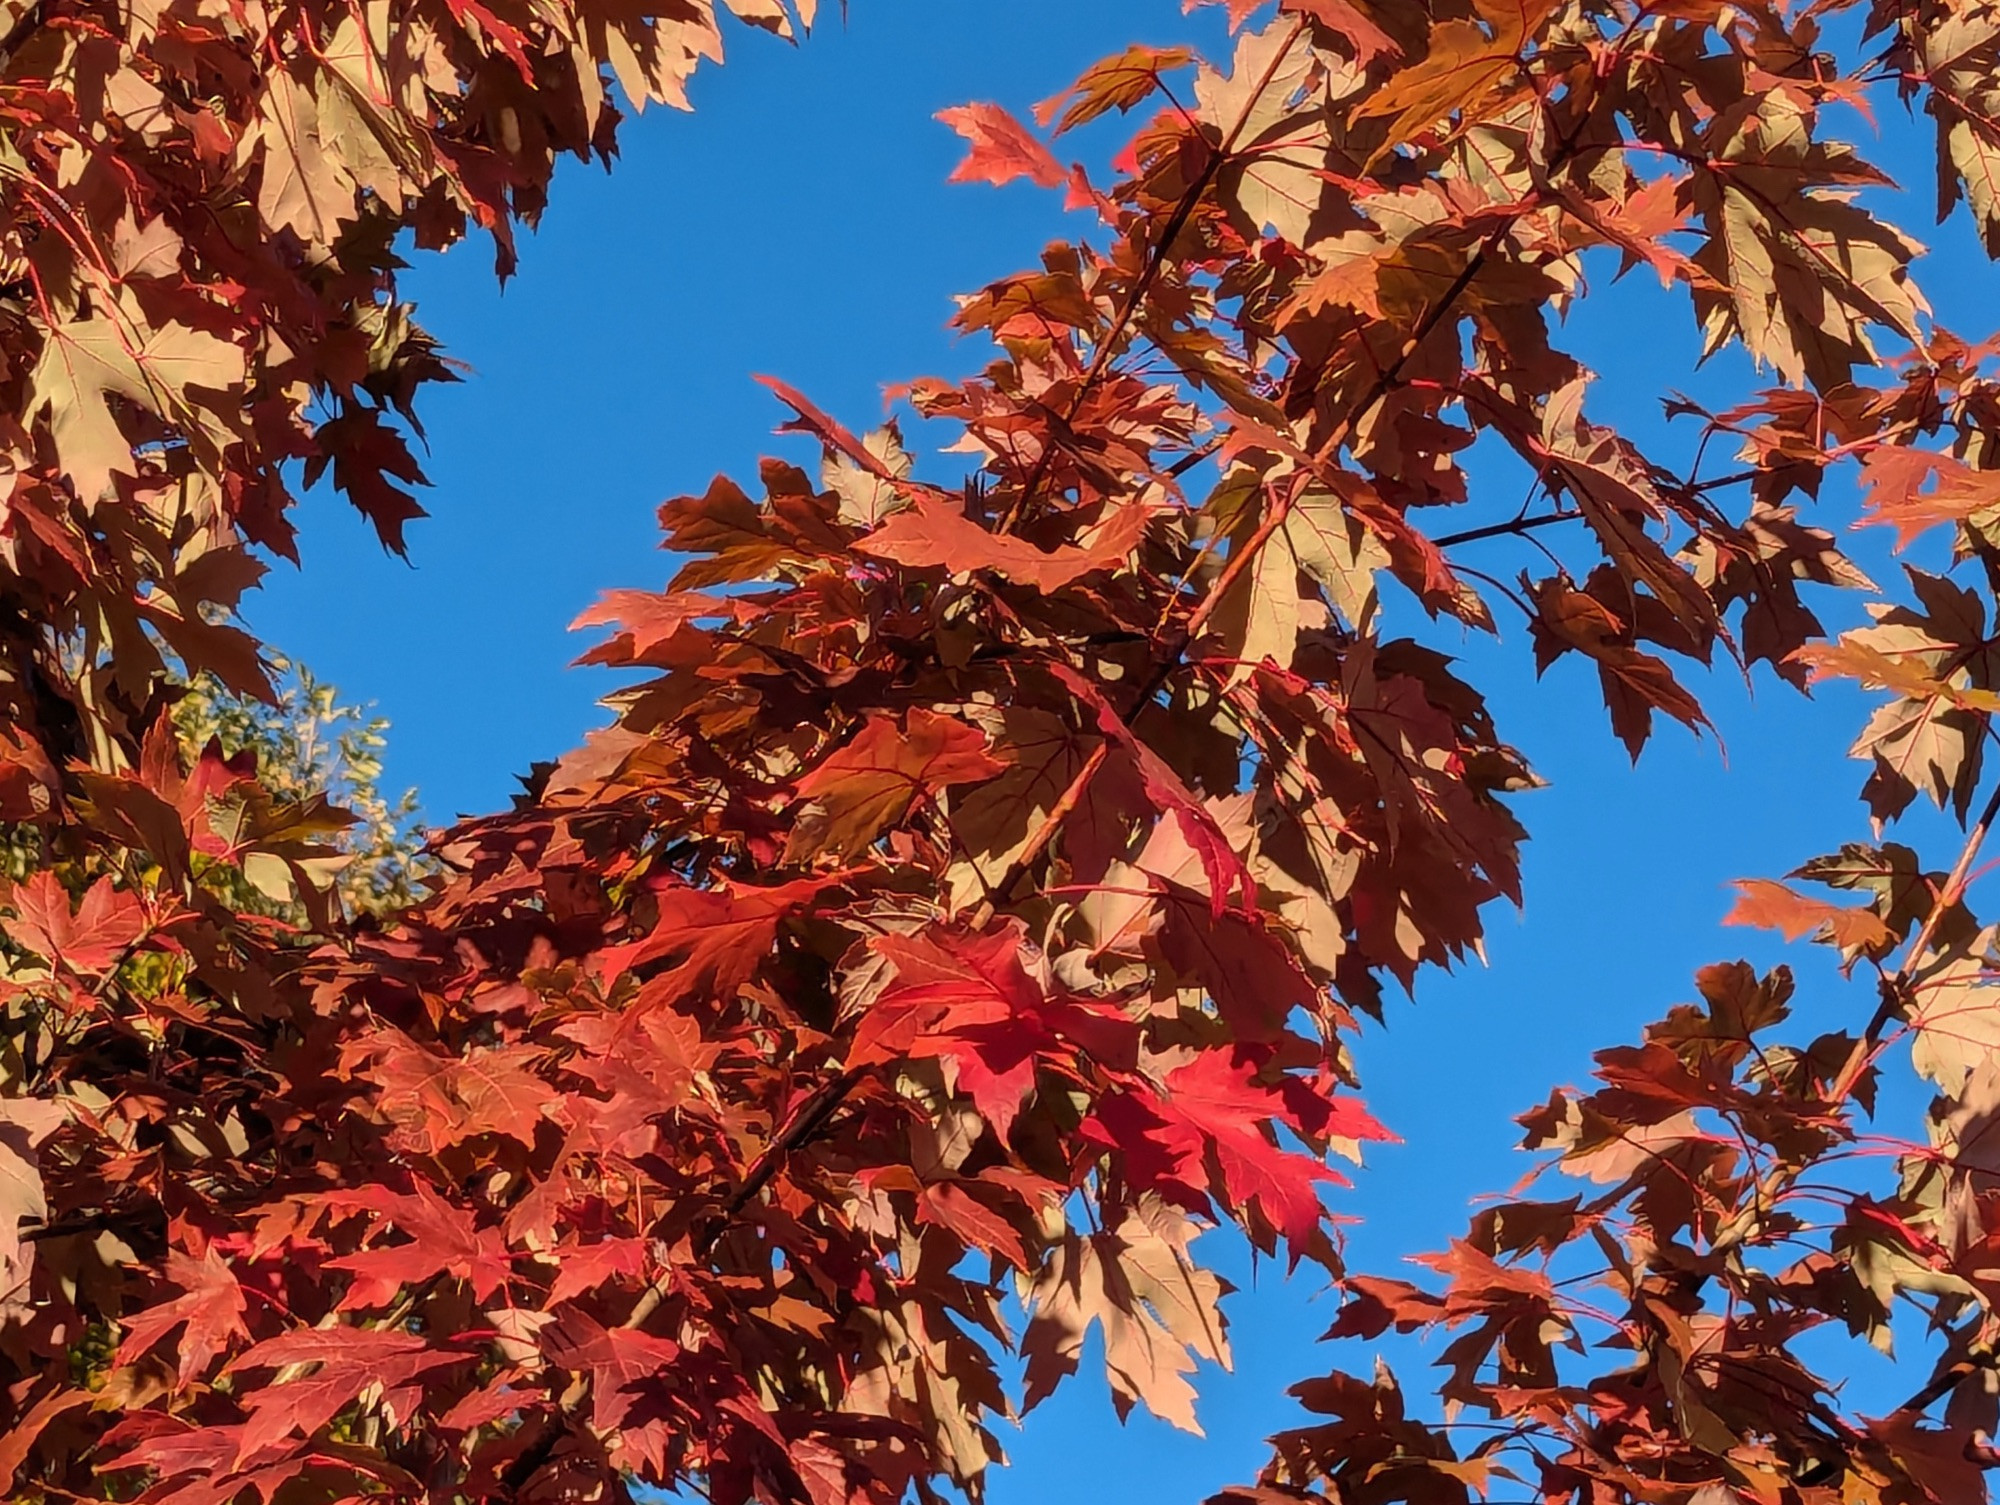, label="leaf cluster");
[13,0,2000,1503]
